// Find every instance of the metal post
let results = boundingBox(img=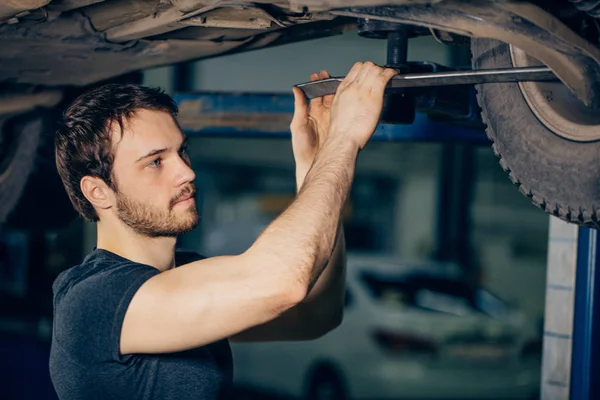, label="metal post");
[386,29,408,68]
[571,226,600,400]
[434,143,476,282]
[173,62,195,92]
[541,218,600,400]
